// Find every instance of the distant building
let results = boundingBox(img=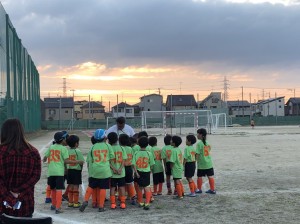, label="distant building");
[166,95,197,111]
[81,101,105,120]
[140,94,164,112]
[227,100,251,117]
[112,102,134,118]
[44,97,74,121]
[198,92,224,109]
[253,97,285,117]
[285,97,300,116]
